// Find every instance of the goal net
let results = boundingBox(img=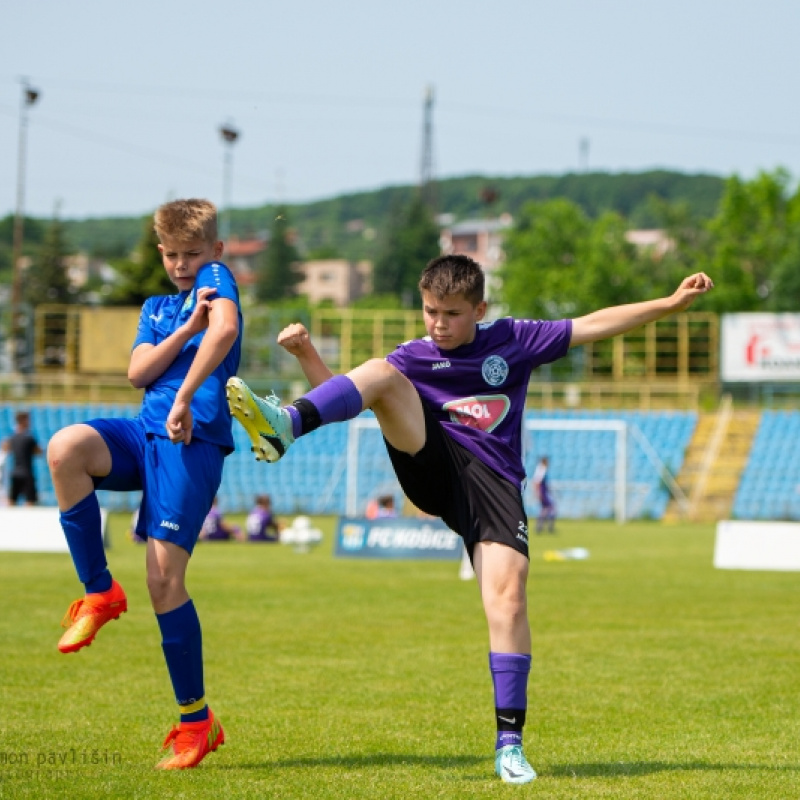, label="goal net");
[344,414,687,523]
